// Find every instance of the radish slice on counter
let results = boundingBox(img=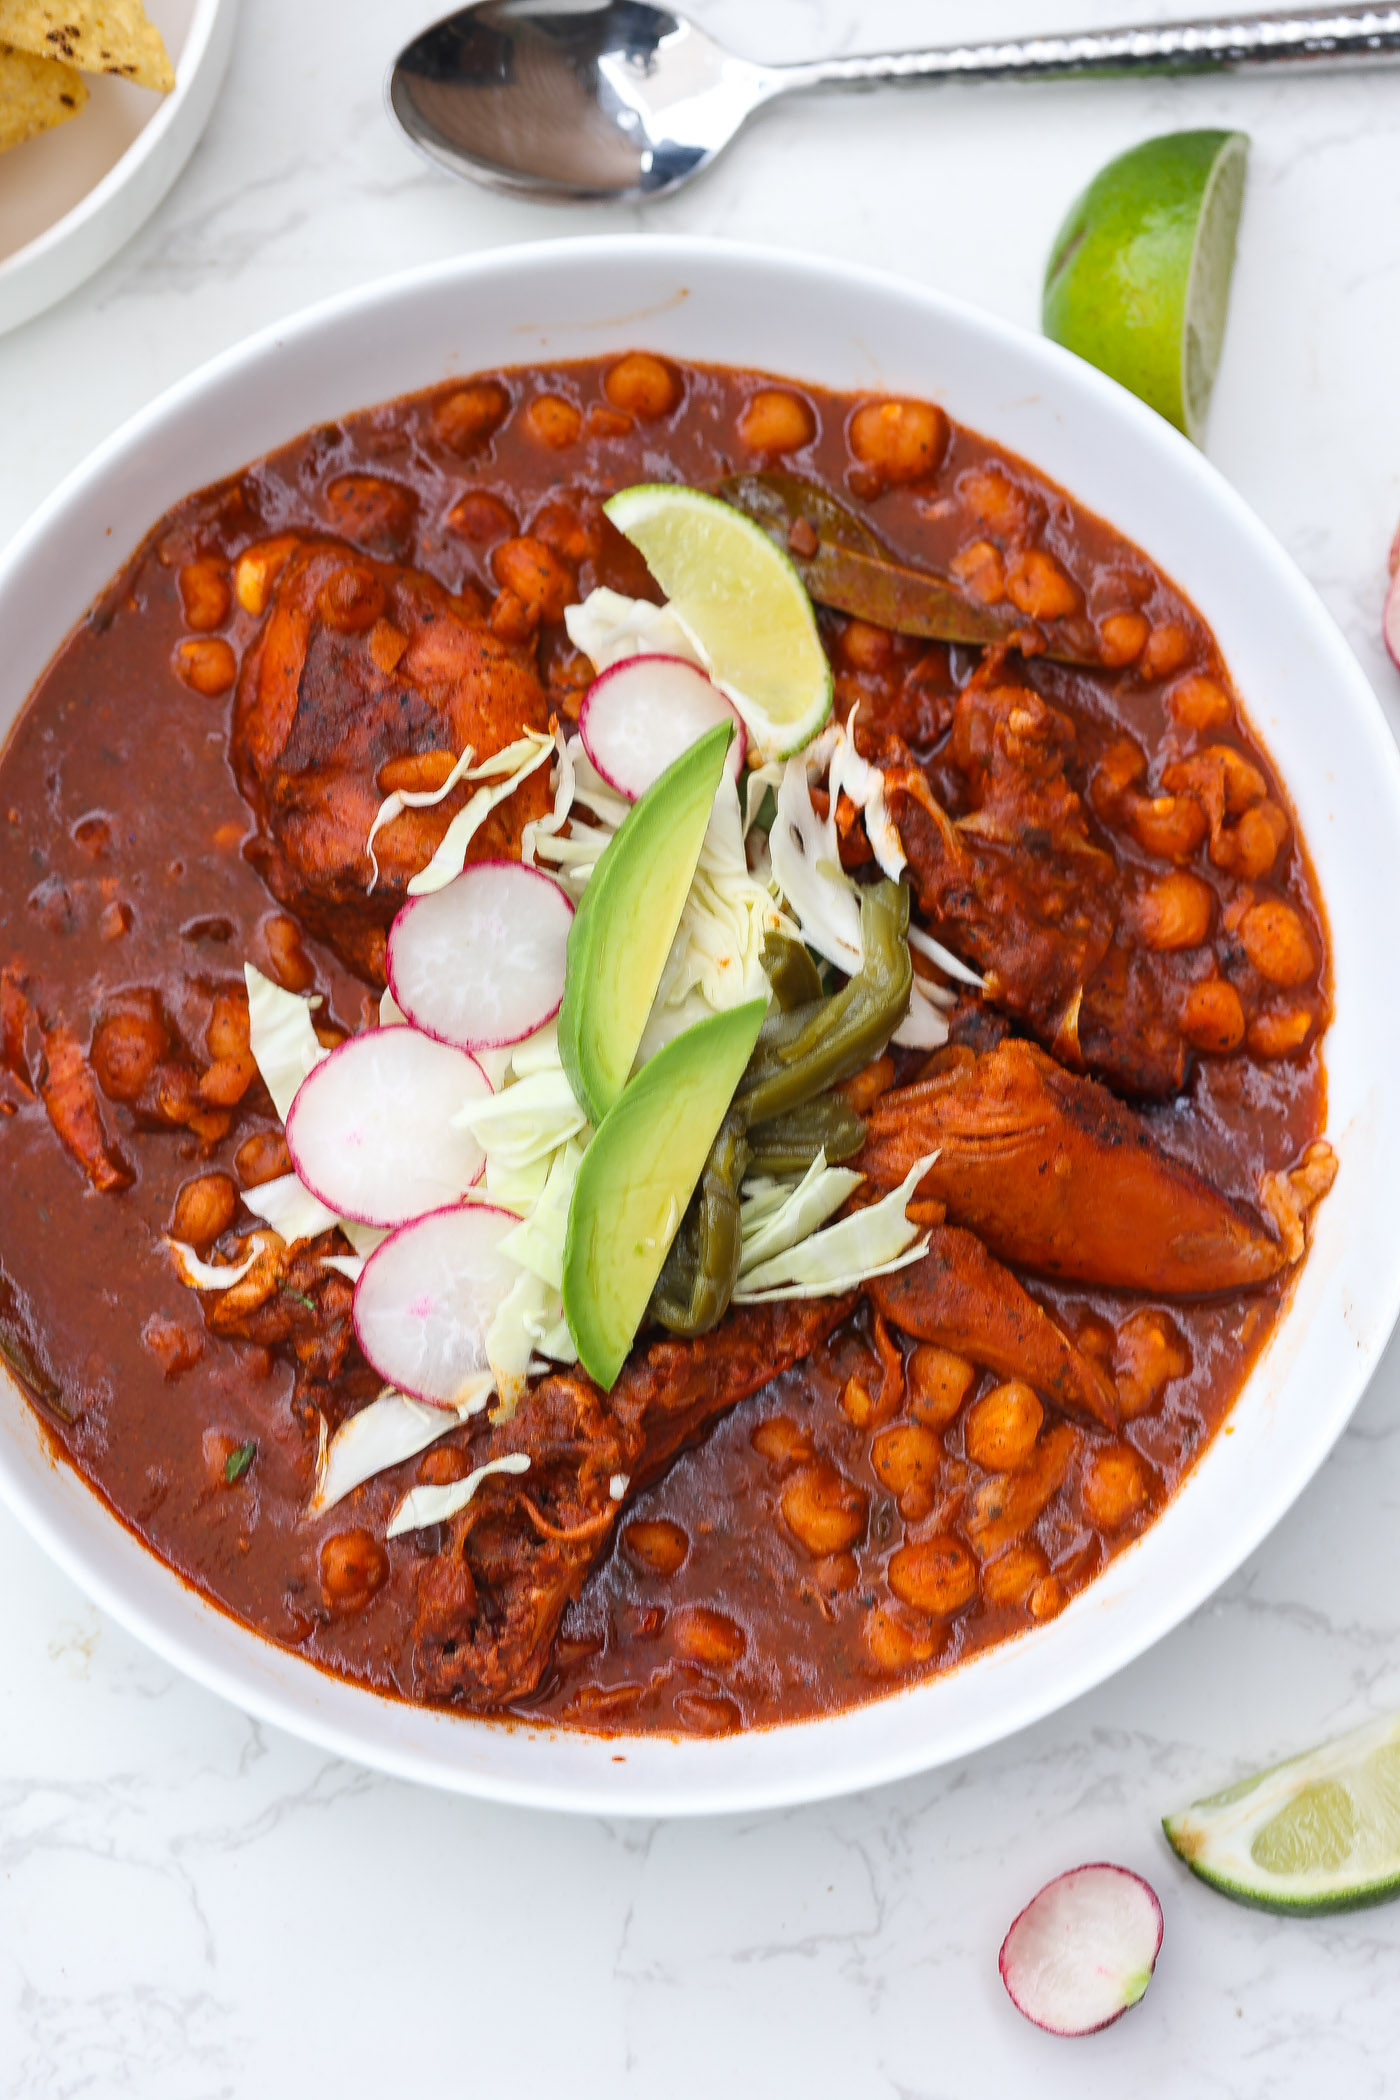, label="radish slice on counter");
[286,1029,488,1226]
[999,1863,1164,2037]
[1386,524,1400,673]
[387,860,573,1051]
[353,1203,519,1405]
[580,654,745,801]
